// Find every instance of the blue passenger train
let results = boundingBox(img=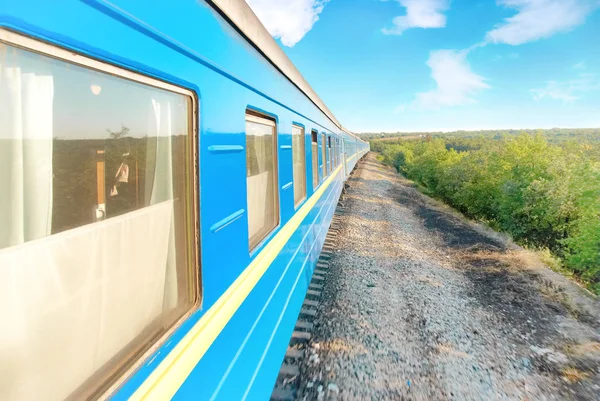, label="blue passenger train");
[0,0,369,400]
